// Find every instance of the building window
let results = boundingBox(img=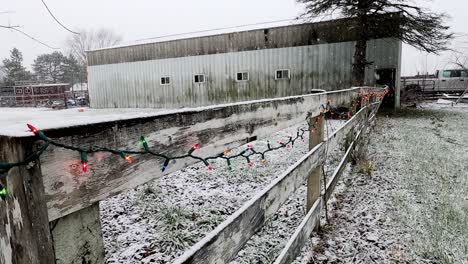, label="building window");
[236,72,249,81]
[160,76,170,85]
[194,74,206,83]
[275,69,290,80]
